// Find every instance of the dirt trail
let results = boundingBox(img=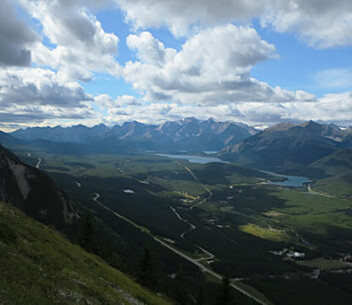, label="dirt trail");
[307,184,333,198]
